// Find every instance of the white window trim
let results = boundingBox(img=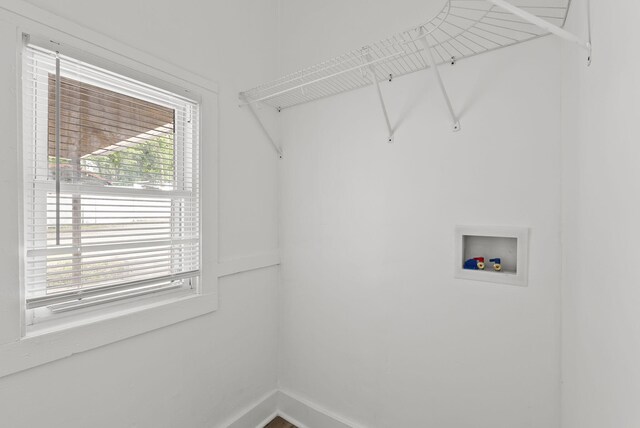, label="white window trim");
[0,3,219,378]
